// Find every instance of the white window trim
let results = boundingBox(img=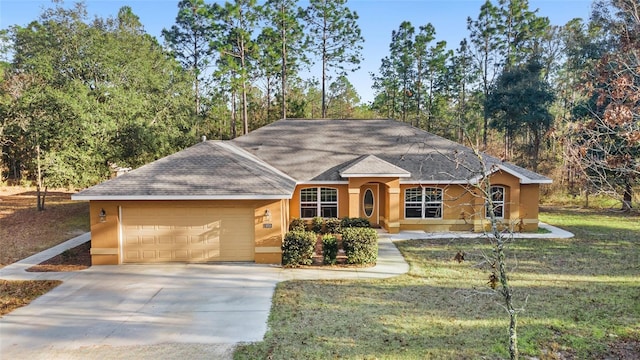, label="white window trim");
[404,187,443,220]
[486,186,505,219]
[300,187,339,219]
